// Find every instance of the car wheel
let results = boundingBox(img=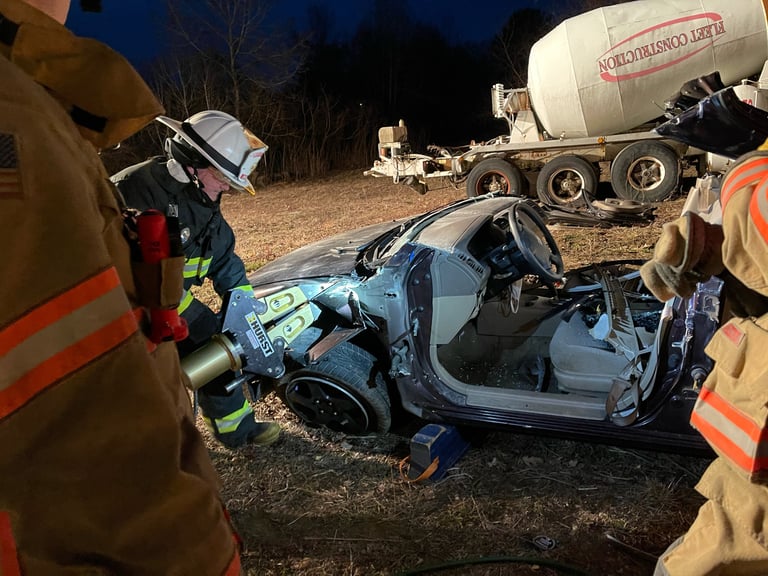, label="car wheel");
[281,341,391,434]
[466,158,525,198]
[610,141,680,203]
[536,155,598,206]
